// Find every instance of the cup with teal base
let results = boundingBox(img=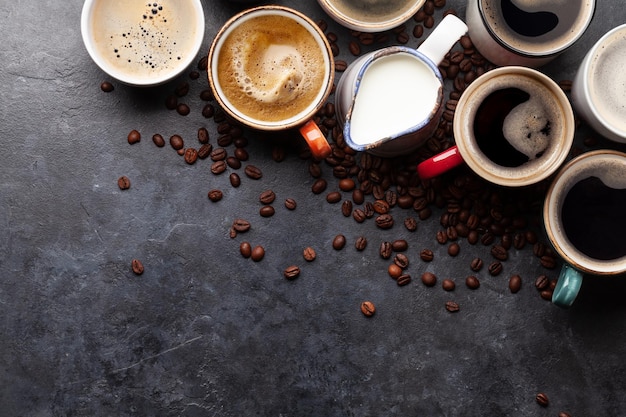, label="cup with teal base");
[543,150,626,307]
